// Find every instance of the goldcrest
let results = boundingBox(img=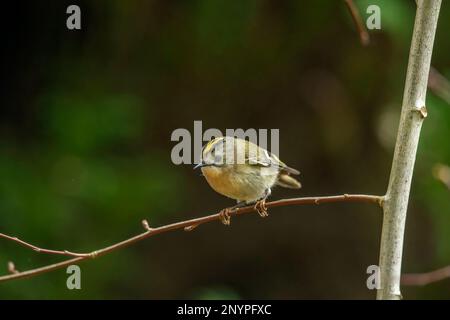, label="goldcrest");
[195,136,301,222]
